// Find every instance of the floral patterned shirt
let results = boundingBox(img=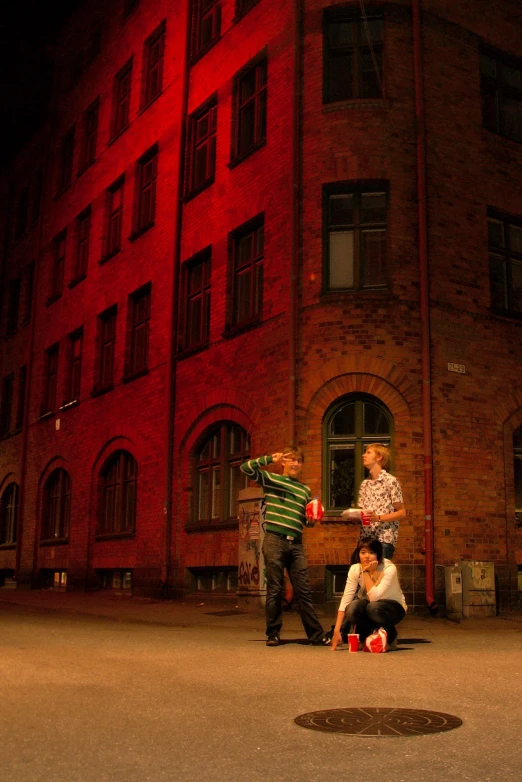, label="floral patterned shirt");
[357,470,404,546]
